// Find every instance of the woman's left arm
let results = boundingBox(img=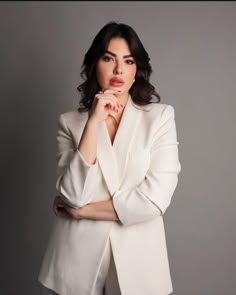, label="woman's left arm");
[54,196,119,221]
